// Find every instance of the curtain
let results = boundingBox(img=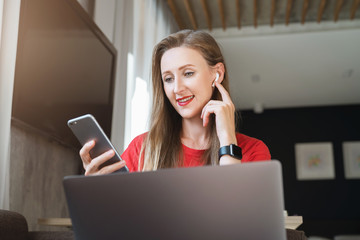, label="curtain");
[0,0,21,209]
[105,0,178,151]
[123,0,178,149]
[108,0,133,153]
